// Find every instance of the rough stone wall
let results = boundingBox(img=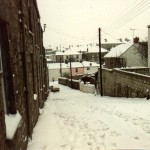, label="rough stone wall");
[68,79,80,89]
[0,0,49,149]
[58,77,68,86]
[58,77,80,90]
[99,68,150,98]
